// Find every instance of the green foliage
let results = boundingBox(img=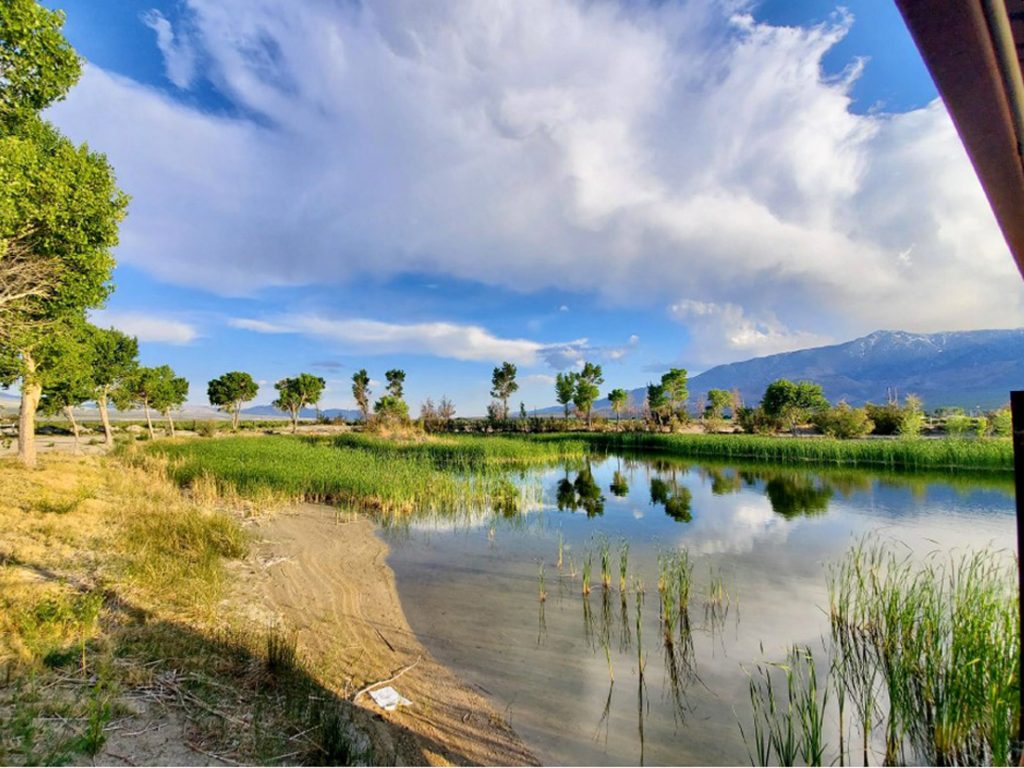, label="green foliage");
[646,383,669,425]
[490,361,518,419]
[989,407,1011,438]
[36,319,93,416]
[384,368,405,399]
[147,365,189,415]
[735,406,775,434]
[811,401,874,439]
[373,394,409,423]
[555,371,577,418]
[573,362,603,427]
[87,325,137,392]
[273,373,325,431]
[945,413,971,437]
[351,368,371,420]
[207,370,258,429]
[706,388,731,419]
[897,394,924,437]
[607,388,627,420]
[761,379,829,432]
[865,402,903,435]
[0,0,81,123]
[661,368,689,417]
